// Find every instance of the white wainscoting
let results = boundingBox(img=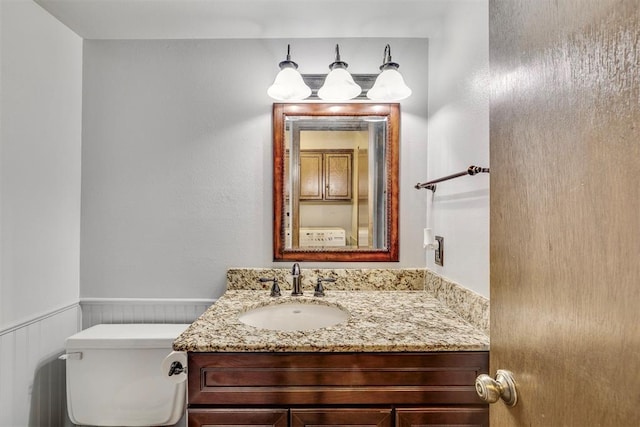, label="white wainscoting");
[0,303,81,427]
[80,298,215,329]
